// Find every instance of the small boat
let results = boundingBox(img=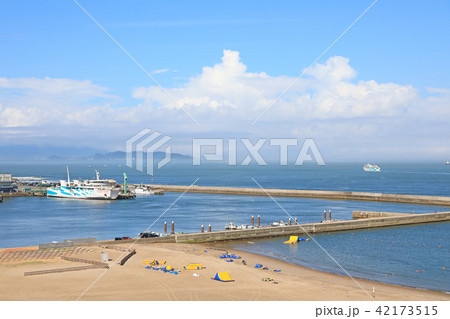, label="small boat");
[269,220,288,227]
[236,224,252,230]
[224,222,253,230]
[363,163,381,172]
[225,222,237,230]
[445,161,450,165]
[133,185,155,195]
